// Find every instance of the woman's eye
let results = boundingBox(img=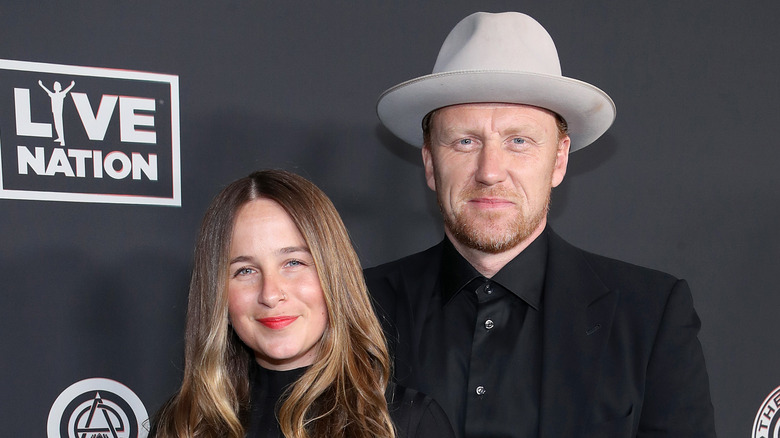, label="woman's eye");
[234,267,255,276]
[285,259,304,268]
